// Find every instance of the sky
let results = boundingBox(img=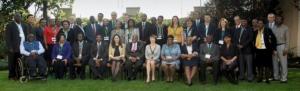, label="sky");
[30,0,208,19]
